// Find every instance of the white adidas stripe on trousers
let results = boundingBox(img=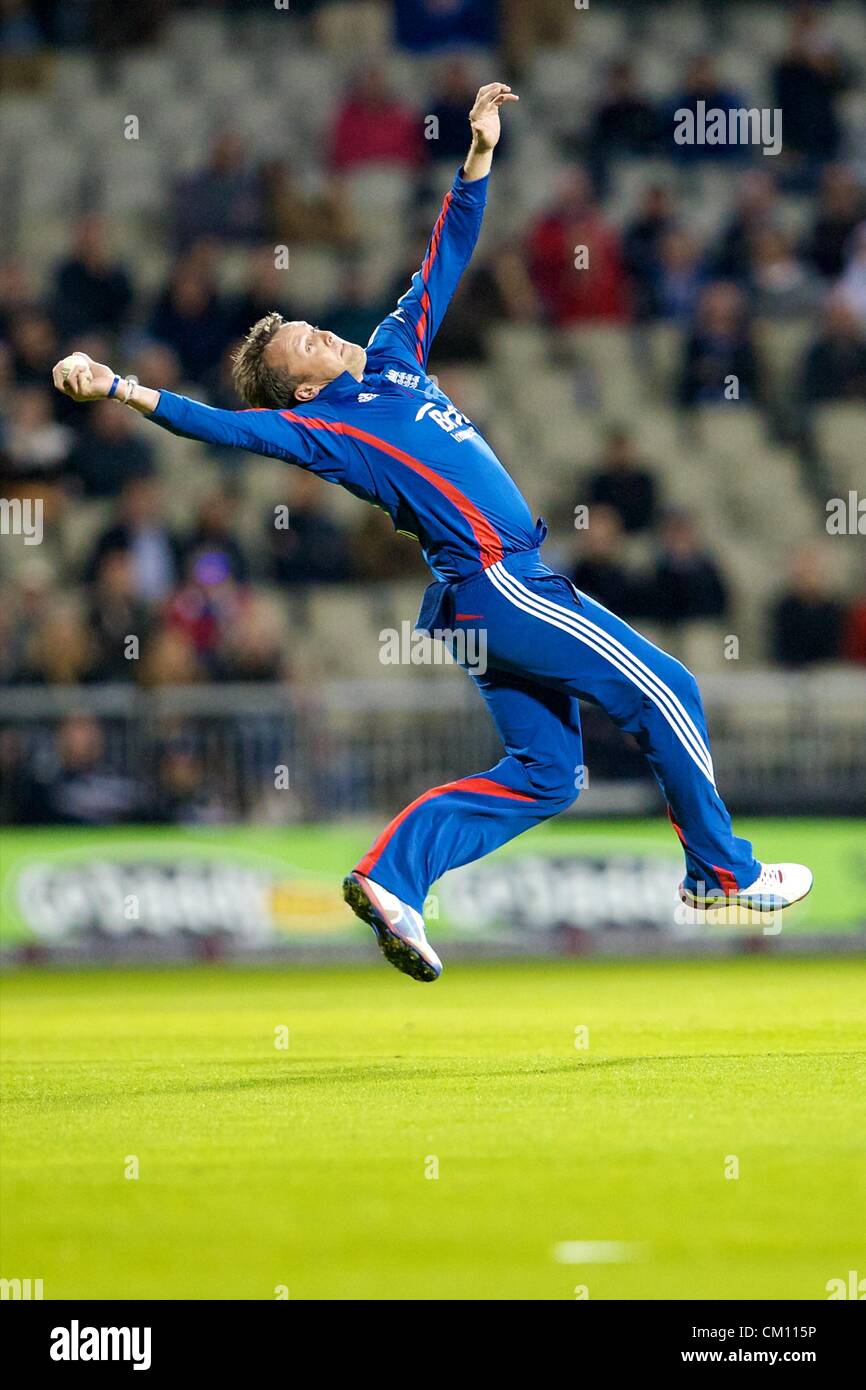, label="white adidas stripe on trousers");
[486,561,716,788]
